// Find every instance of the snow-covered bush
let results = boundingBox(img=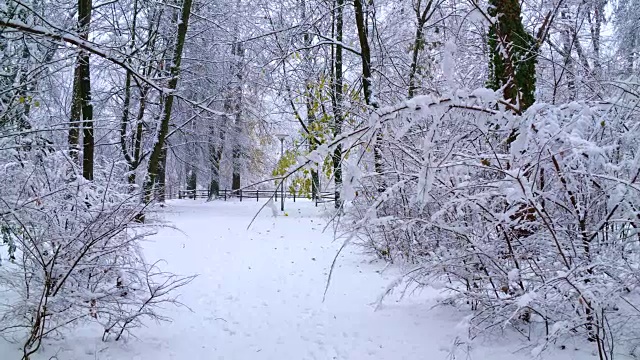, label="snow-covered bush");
[0,134,193,359]
[339,85,640,358]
